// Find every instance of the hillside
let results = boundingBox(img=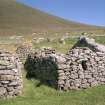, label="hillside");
[0,0,104,36]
